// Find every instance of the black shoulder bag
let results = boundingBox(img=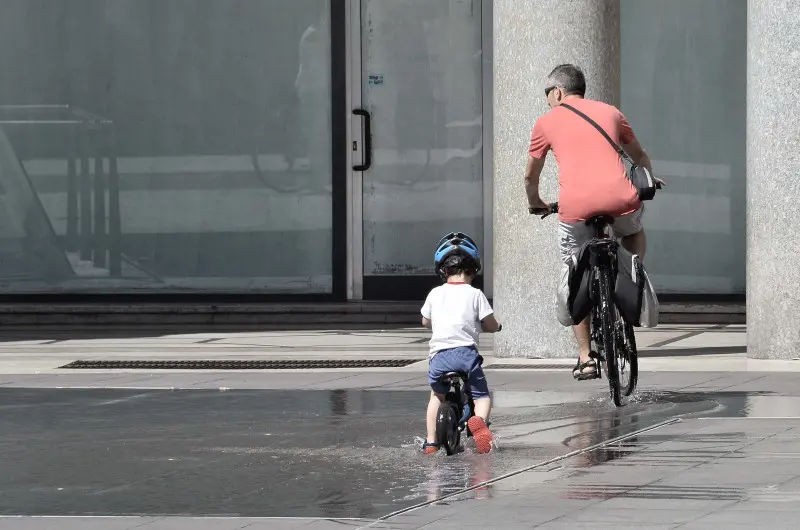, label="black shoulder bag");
[560,103,658,201]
